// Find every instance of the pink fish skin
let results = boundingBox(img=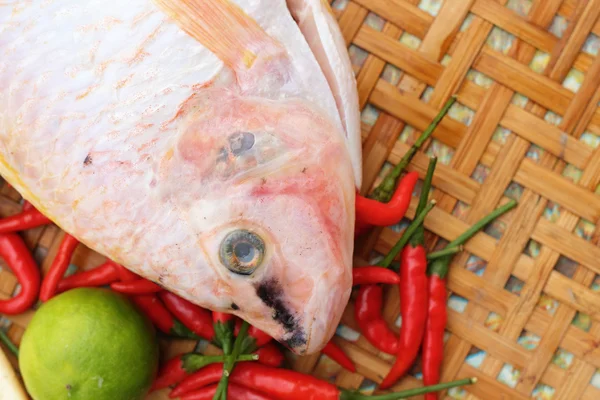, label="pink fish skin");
[0,0,361,355]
